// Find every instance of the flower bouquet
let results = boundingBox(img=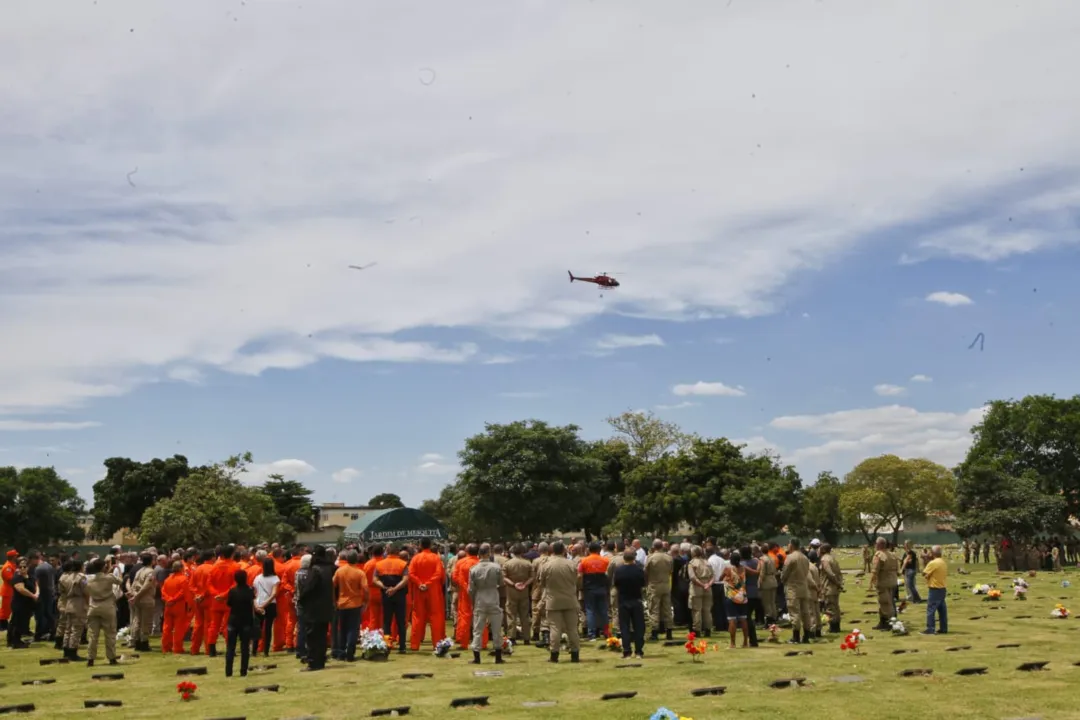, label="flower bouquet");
[1012,579,1028,600]
[971,584,991,595]
[985,589,1002,602]
[359,629,390,660]
[176,681,197,701]
[840,629,866,655]
[889,617,907,636]
[116,627,132,648]
[650,708,693,720]
[778,612,792,627]
[605,636,622,652]
[433,637,453,658]
[766,624,780,643]
[1051,604,1070,619]
[684,632,709,662]
[501,635,514,656]
[1062,580,1071,589]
